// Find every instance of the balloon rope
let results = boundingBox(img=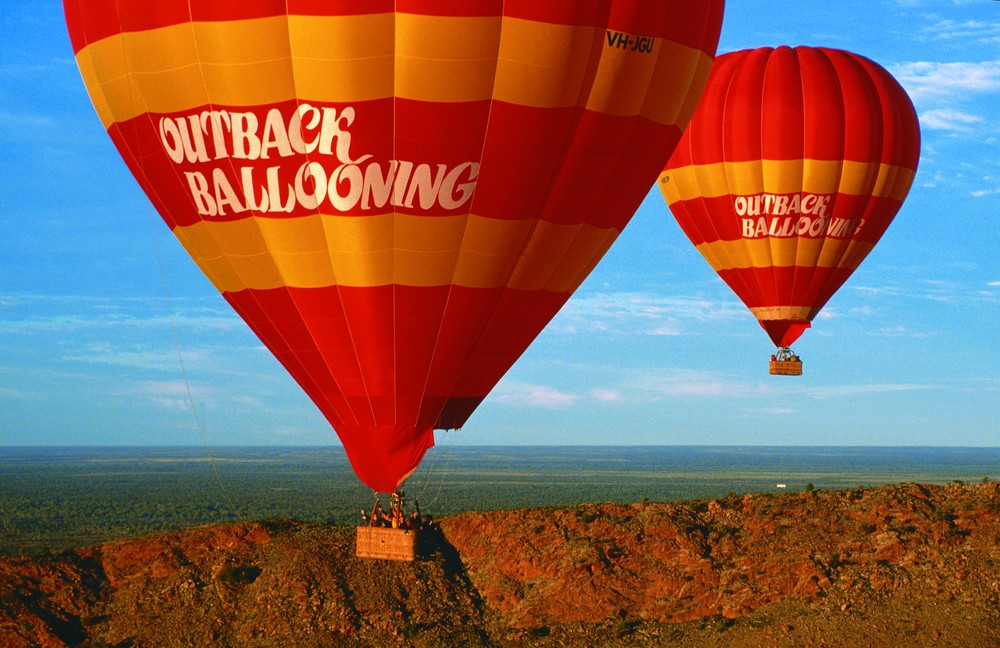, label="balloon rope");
[415,445,442,504]
[414,431,456,510]
[109,4,242,524]
[144,206,243,522]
